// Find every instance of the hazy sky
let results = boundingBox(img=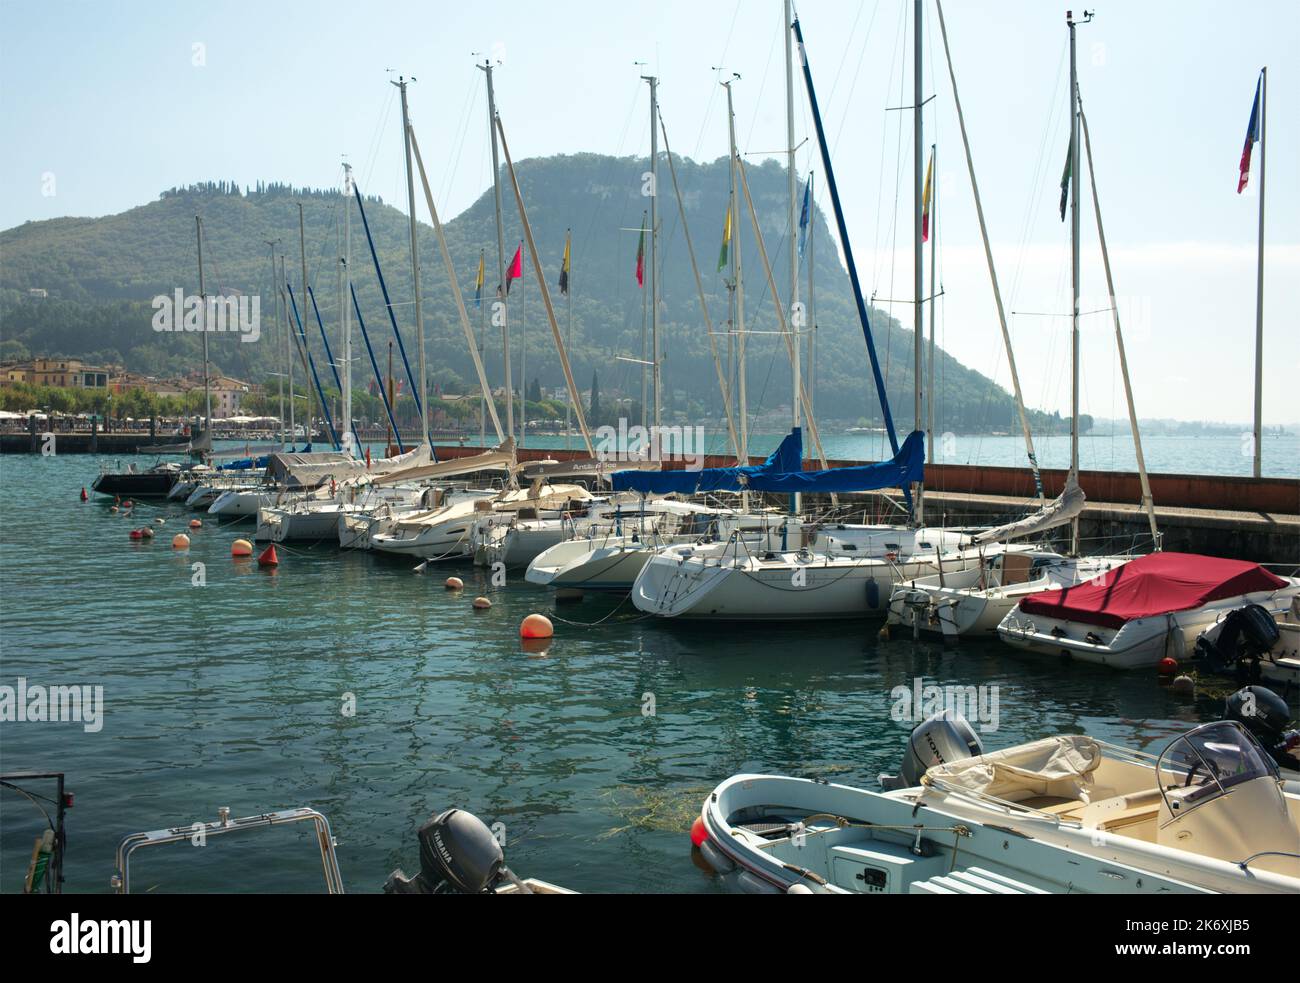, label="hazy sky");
[2,0,1296,425]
